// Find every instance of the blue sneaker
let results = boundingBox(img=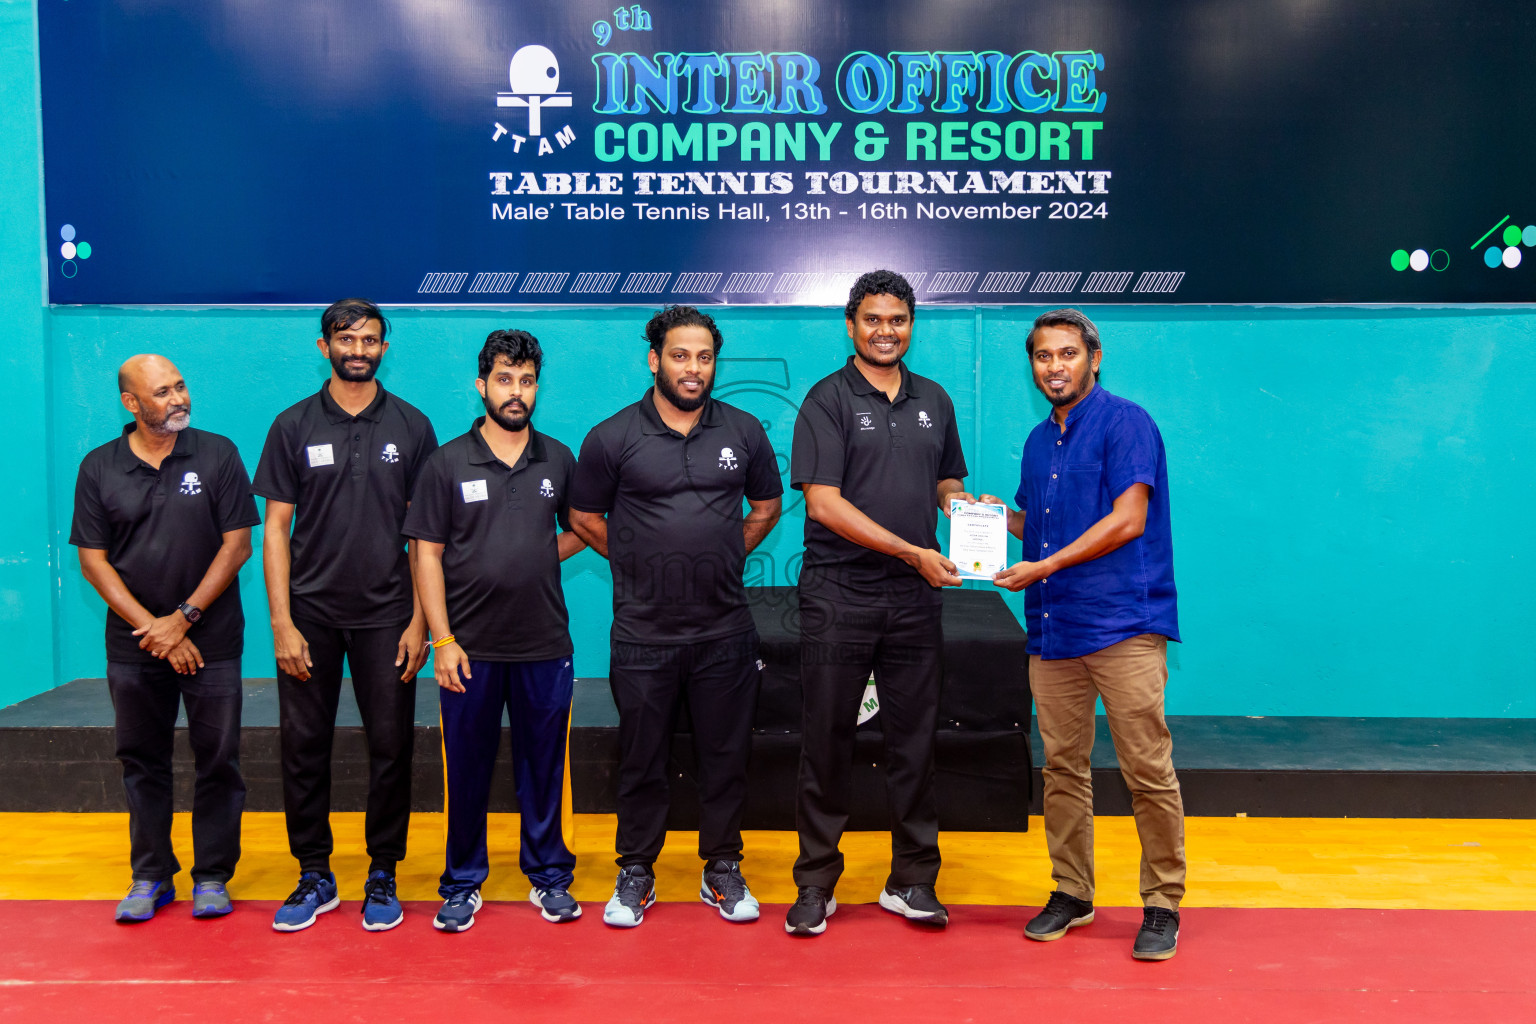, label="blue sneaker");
[272,871,339,932]
[433,890,482,932]
[190,881,233,918]
[361,870,404,931]
[115,879,174,923]
[530,885,582,923]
